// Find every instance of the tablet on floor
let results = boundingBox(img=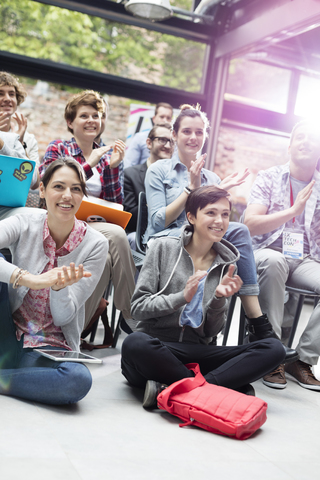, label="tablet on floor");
[35,349,102,364]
